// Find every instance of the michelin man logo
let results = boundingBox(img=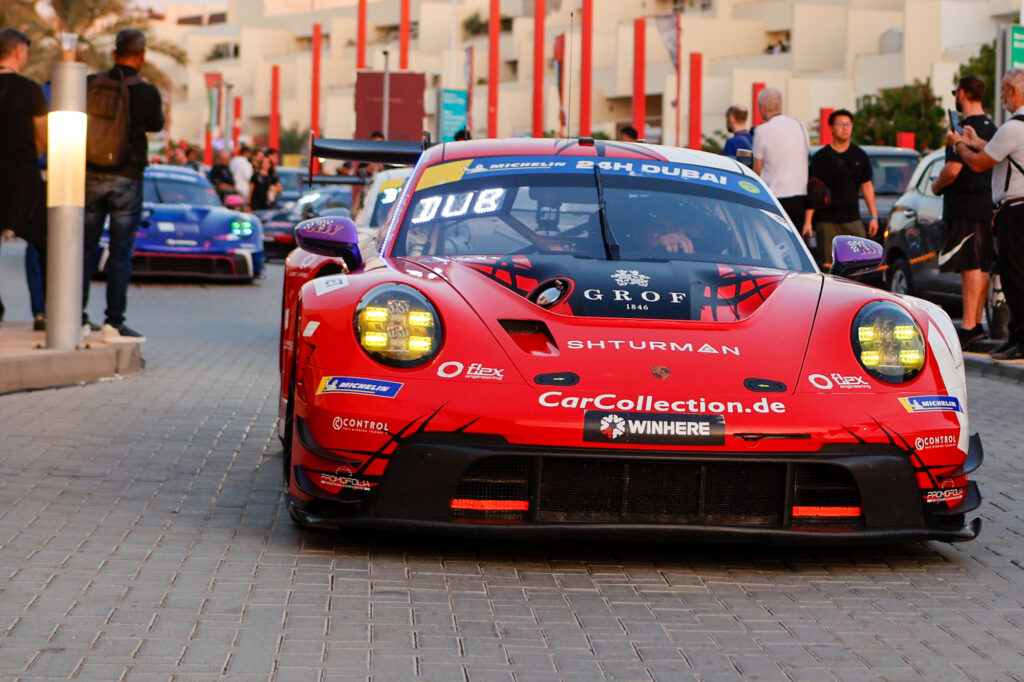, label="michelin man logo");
[611,269,649,287]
